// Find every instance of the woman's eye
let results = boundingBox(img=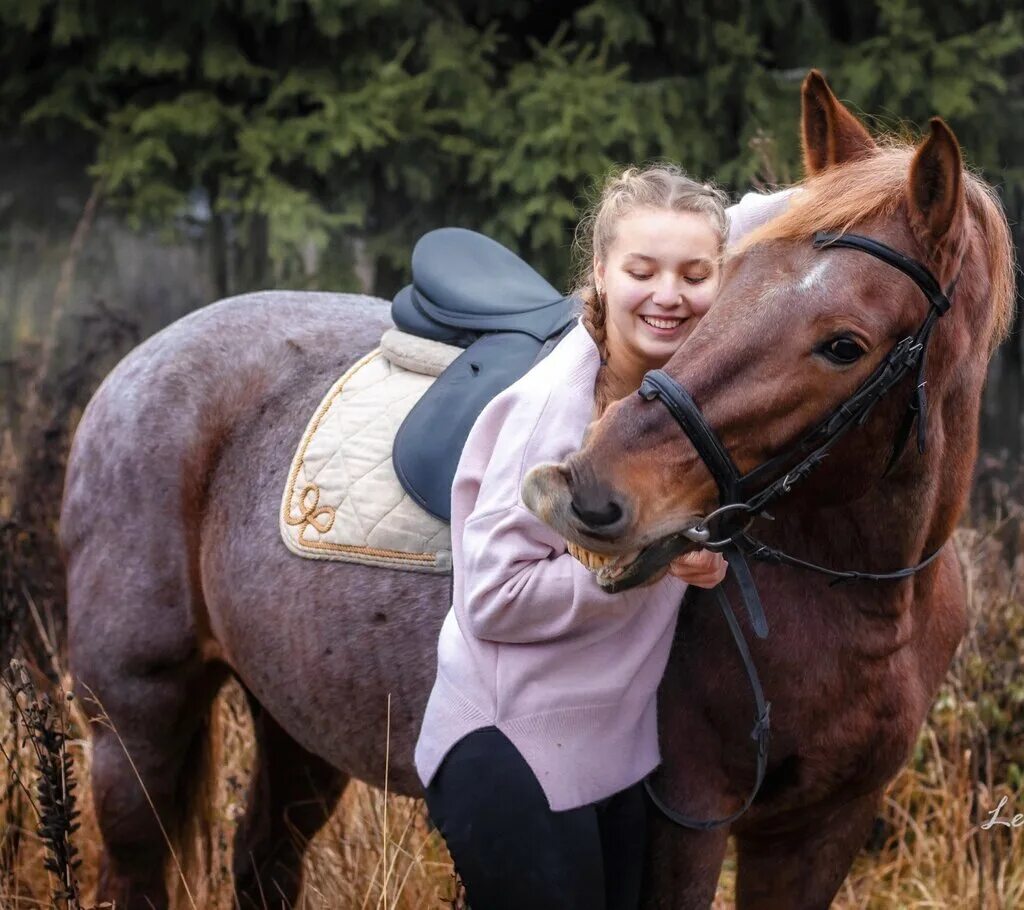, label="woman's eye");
[820,336,866,365]
[627,271,652,281]
[685,275,710,285]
